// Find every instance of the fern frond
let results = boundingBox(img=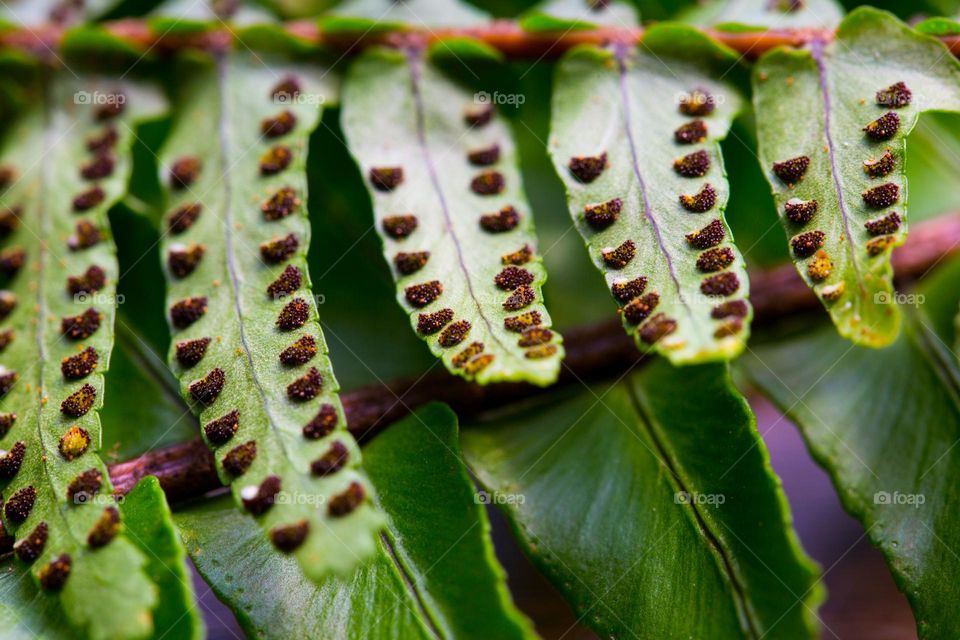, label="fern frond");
[520,0,639,31]
[683,0,844,29]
